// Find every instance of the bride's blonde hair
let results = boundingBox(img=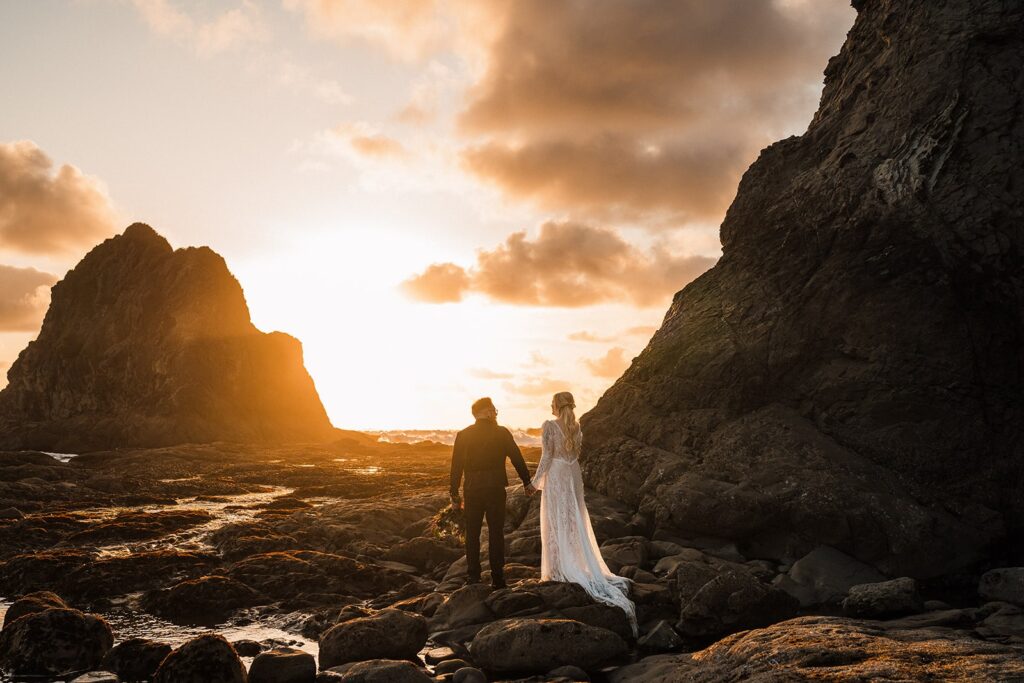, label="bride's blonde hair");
[553,391,580,455]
